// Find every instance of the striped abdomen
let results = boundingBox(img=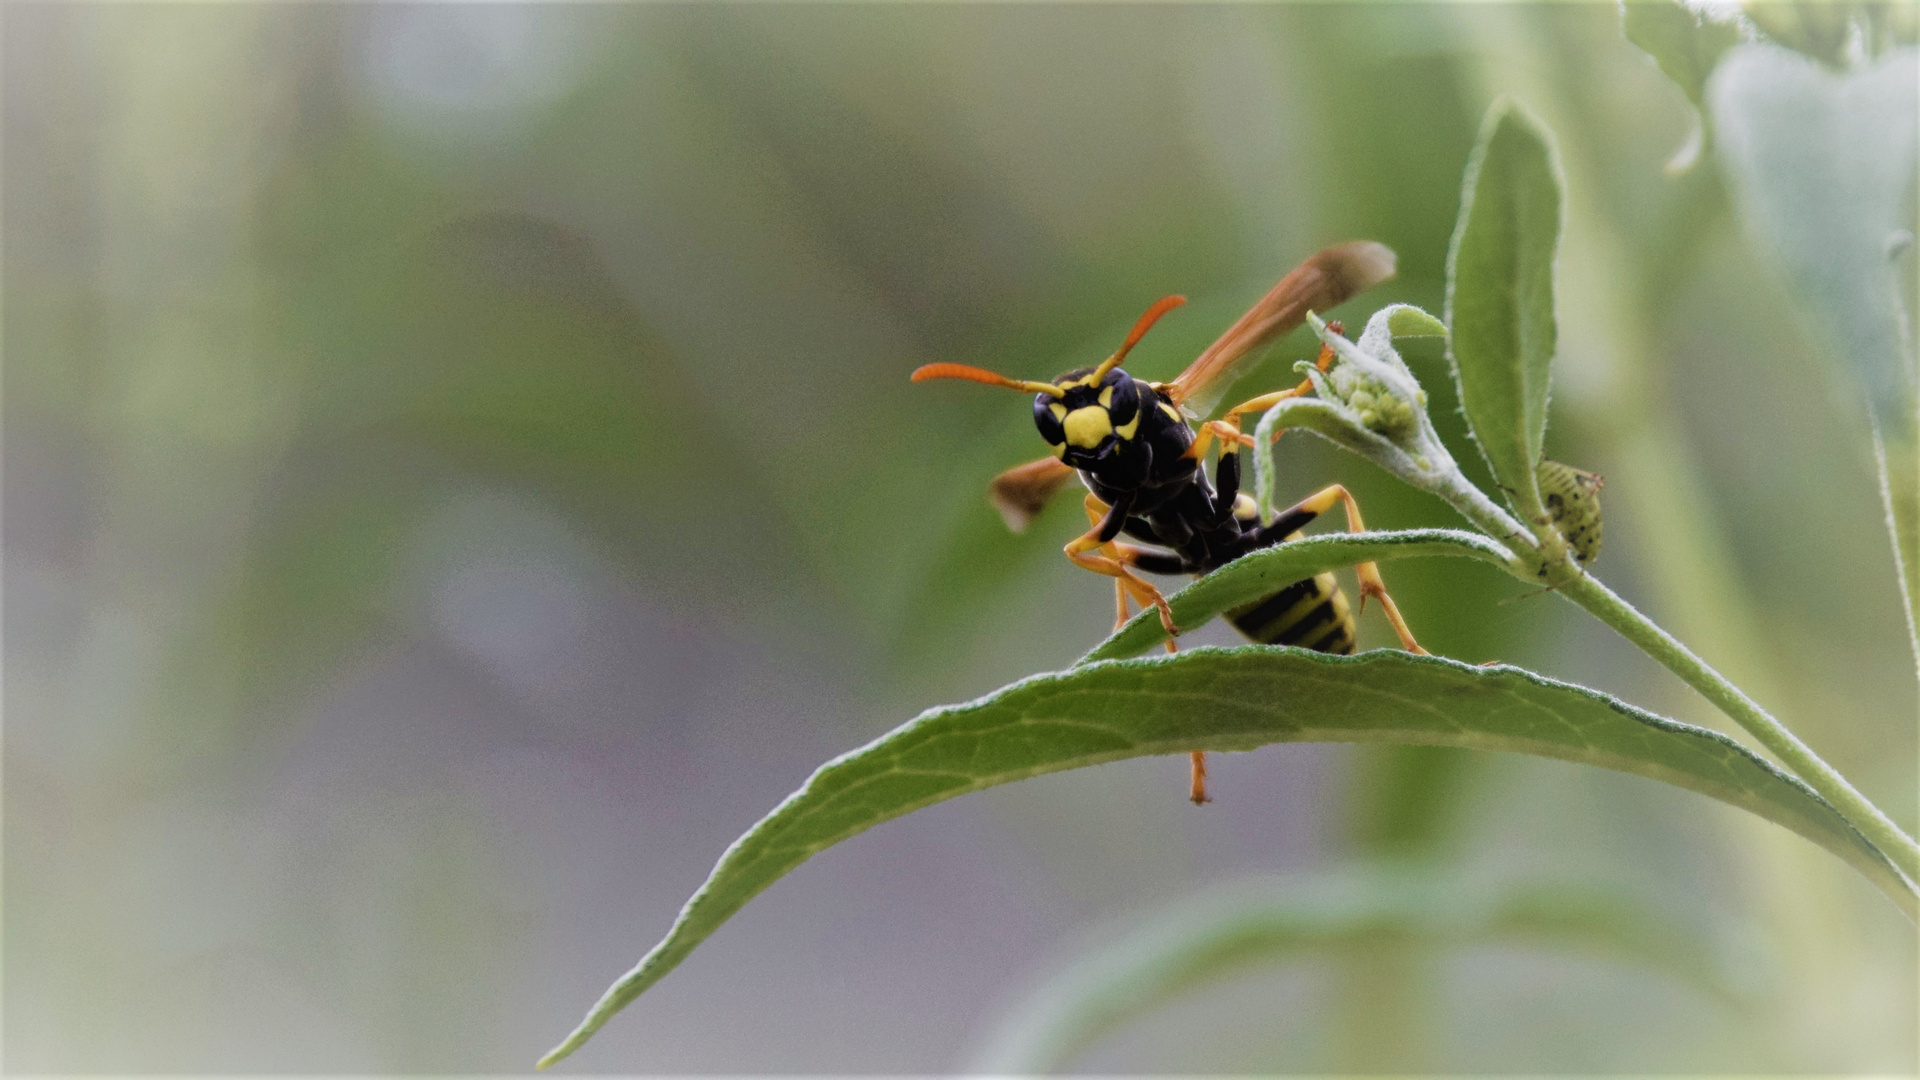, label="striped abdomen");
[1224,571,1356,654]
